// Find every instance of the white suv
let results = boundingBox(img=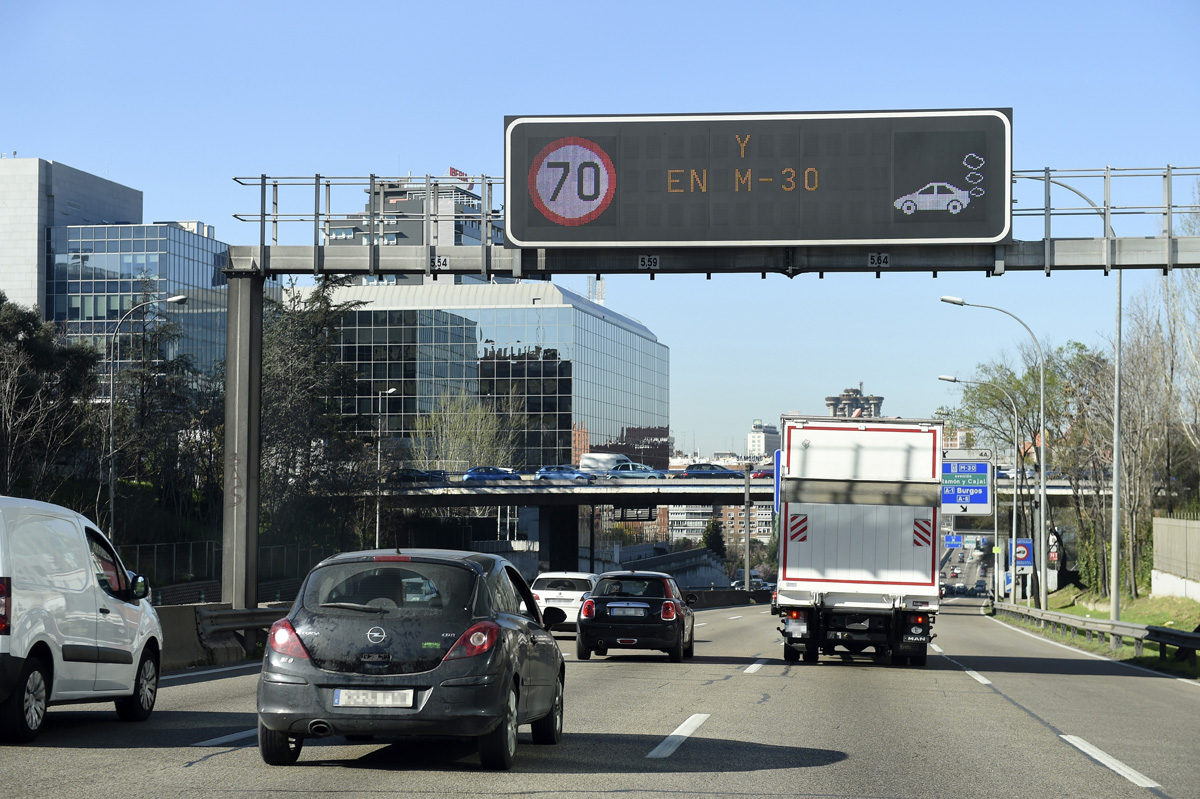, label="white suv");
[0,497,163,741]
[530,571,600,630]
